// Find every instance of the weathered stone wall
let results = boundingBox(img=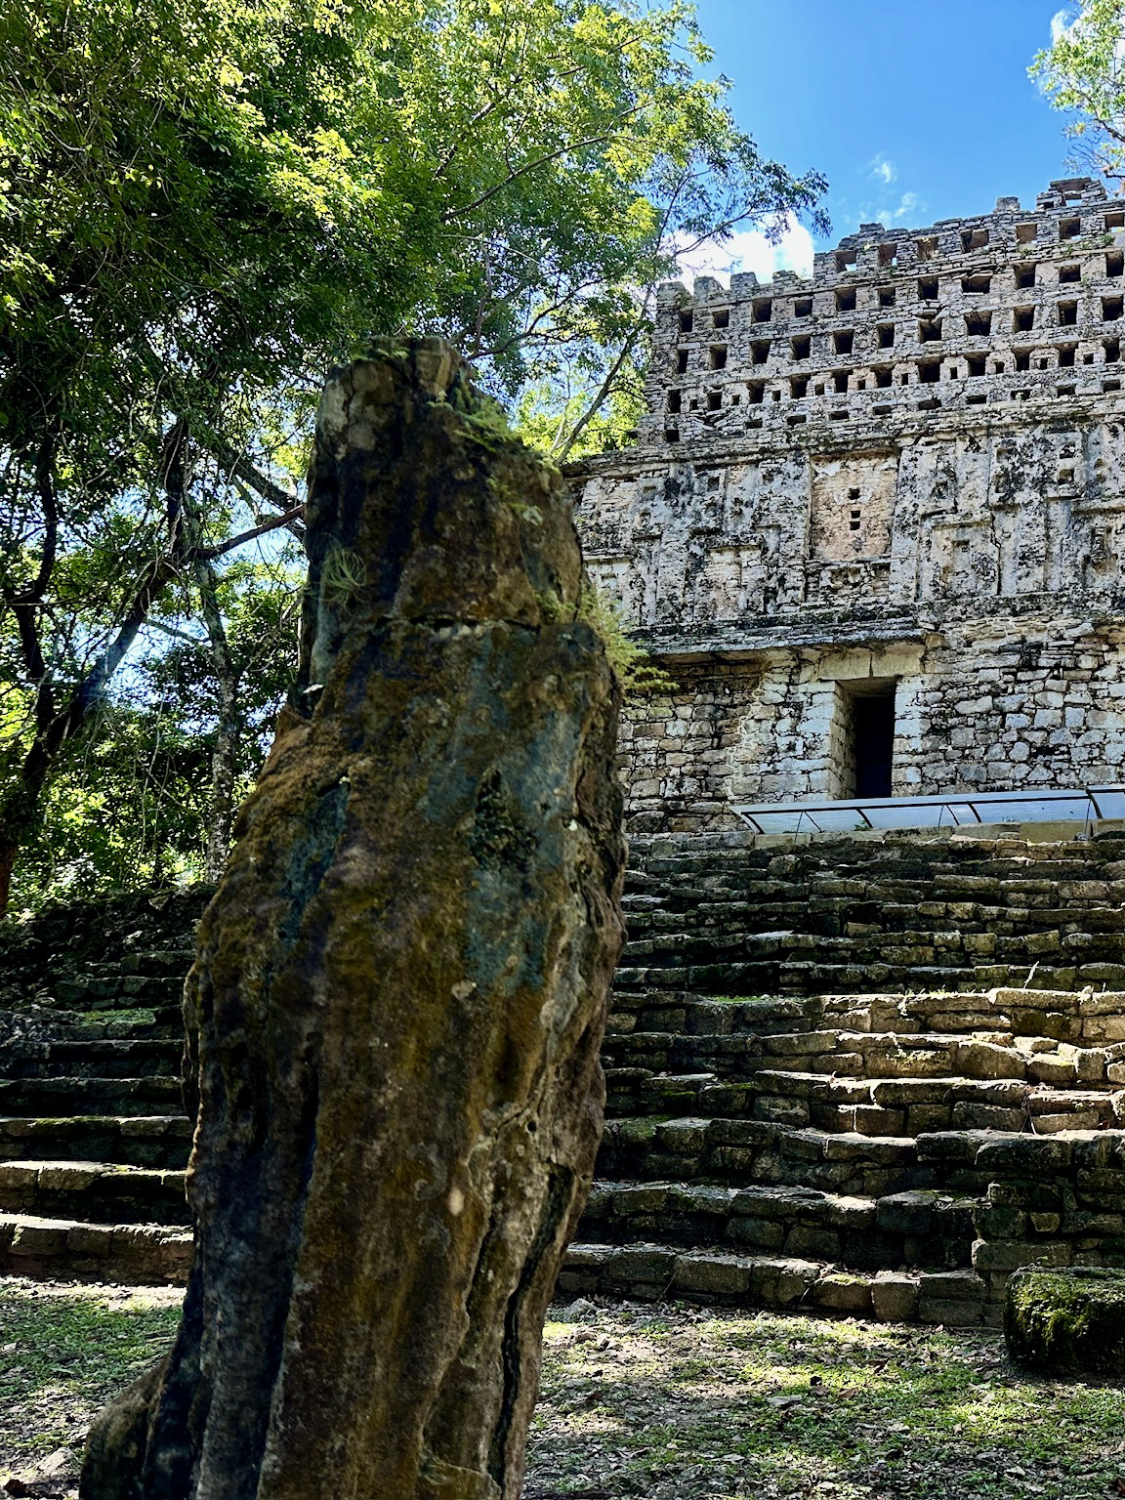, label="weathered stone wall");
[579,418,1125,628]
[619,662,761,833]
[621,617,1125,831]
[576,177,1125,832]
[637,175,1125,448]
